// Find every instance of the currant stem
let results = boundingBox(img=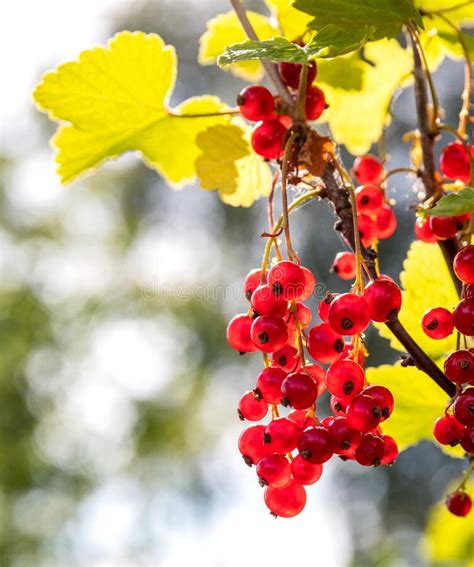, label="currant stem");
[168,109,240,118]
[267,172,283,265]
[281,131,298,261]
[295,65,308,122]
[458,458,474,491]
[382,167,419,181]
